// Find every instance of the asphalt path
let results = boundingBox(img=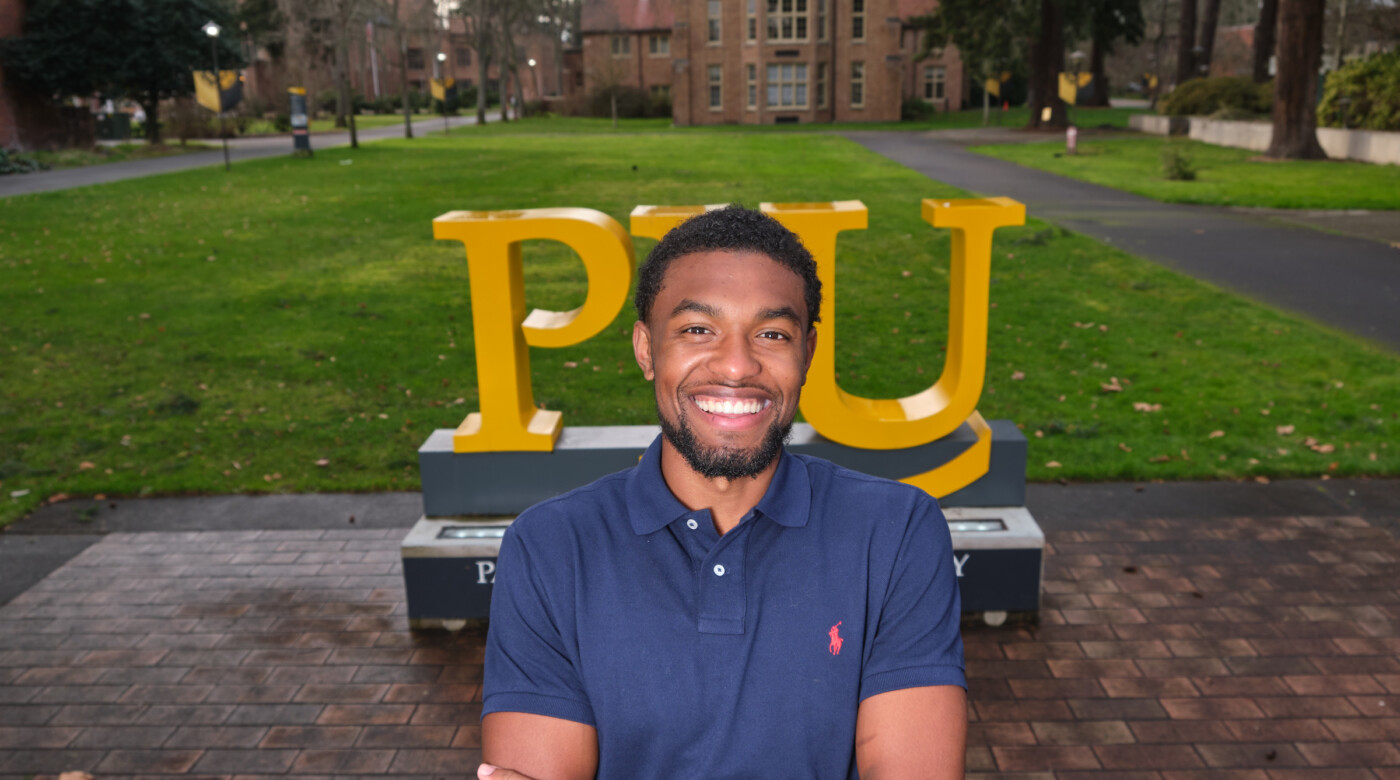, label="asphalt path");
[0,112,493,198]
[845,131,1400,353]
